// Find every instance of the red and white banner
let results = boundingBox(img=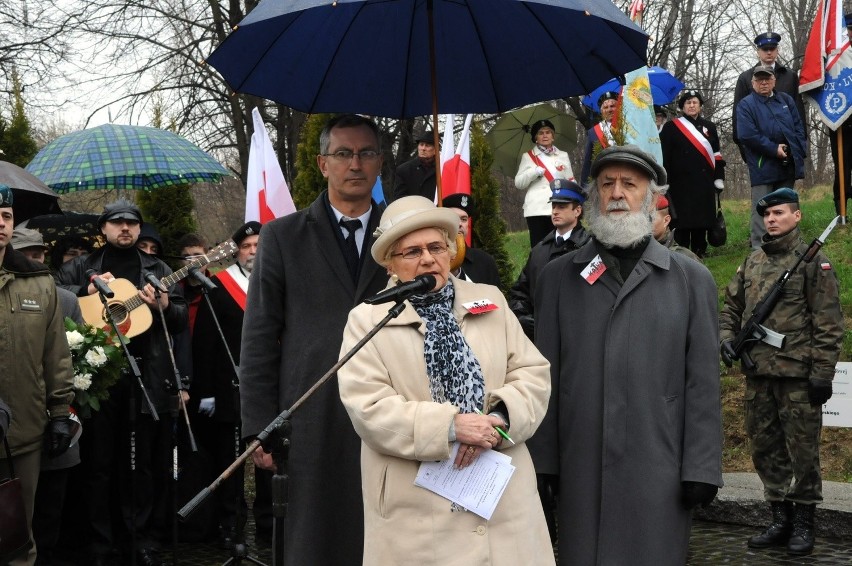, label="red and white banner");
[440,113,473,199]
[245,107,296,222]
[628,0,645,25]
